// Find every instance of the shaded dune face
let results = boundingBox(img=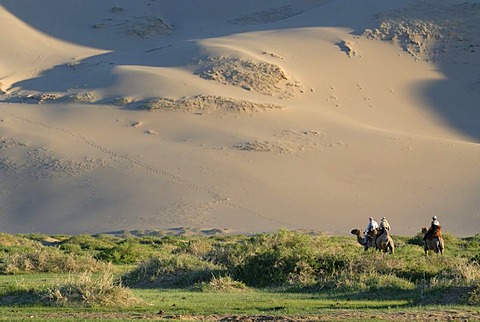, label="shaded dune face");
[0,0,479,236]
